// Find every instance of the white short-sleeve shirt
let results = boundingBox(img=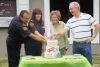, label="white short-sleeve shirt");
[65,13,98,41]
